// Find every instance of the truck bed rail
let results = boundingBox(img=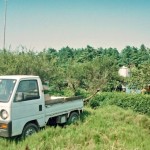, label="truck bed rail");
[45,96,83,105]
